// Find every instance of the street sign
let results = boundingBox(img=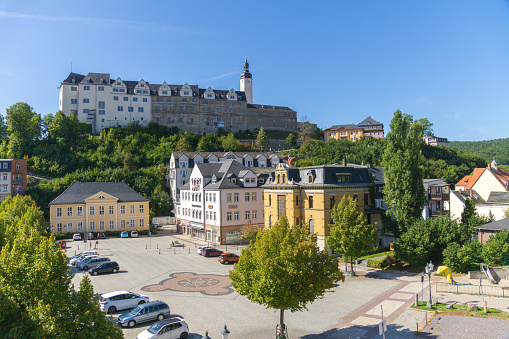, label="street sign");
[378,320,387,335]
